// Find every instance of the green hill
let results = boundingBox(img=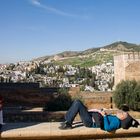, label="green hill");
[103,41,140,51]
[33,41,140,67]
